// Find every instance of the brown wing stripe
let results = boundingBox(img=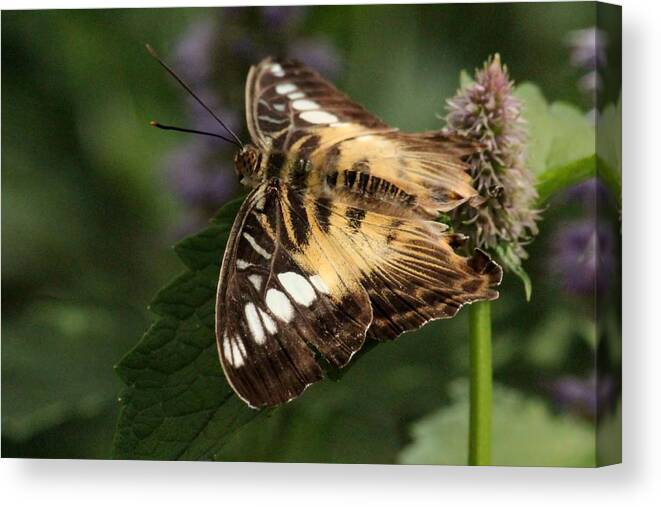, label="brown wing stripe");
[467,248,503,286]
[313,196,333,233]
[337,169,418,207]
[345,206,366,232]
[285,187,311,247]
